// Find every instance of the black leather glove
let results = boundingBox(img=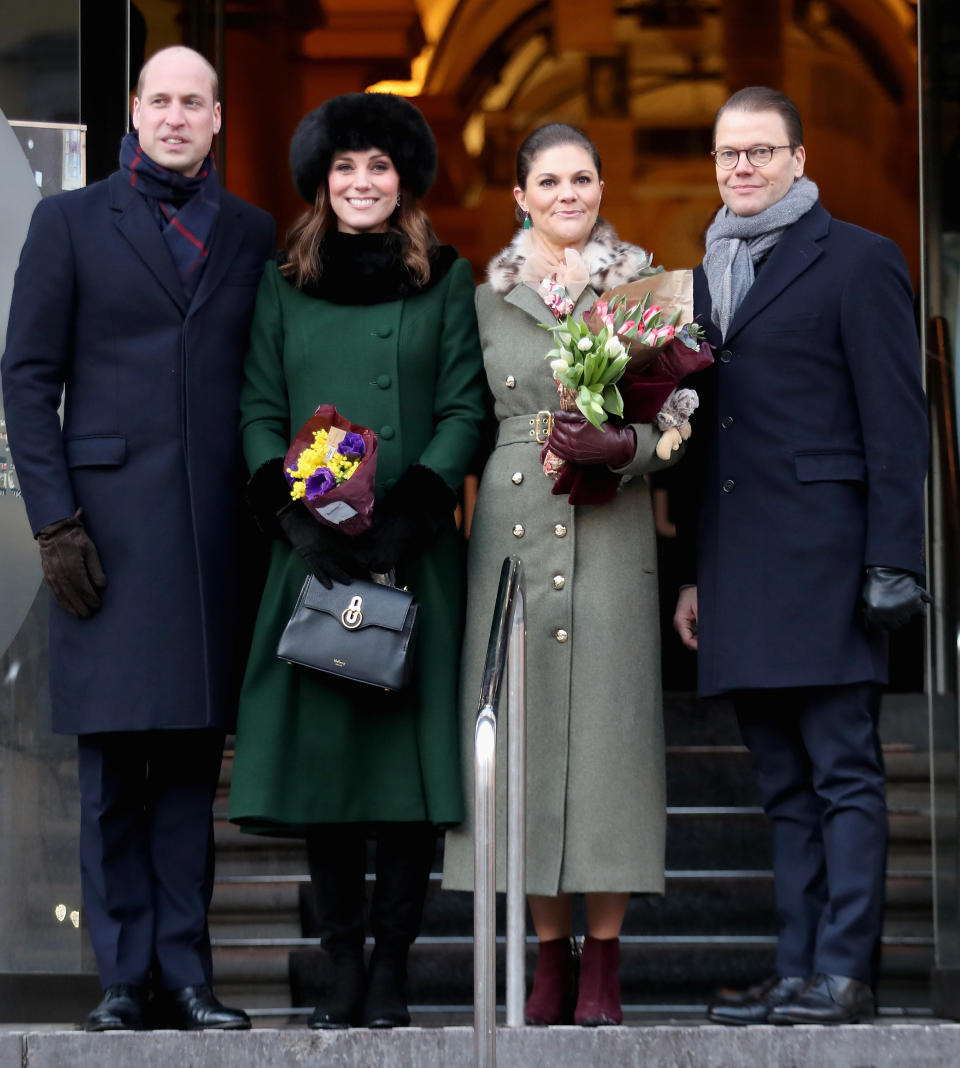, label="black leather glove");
[354,464,457,574]
[37,508,107,618]
[860,566,931,630]
[276,500,364,589]
[247,457,365,588]
[547,410,637,468]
